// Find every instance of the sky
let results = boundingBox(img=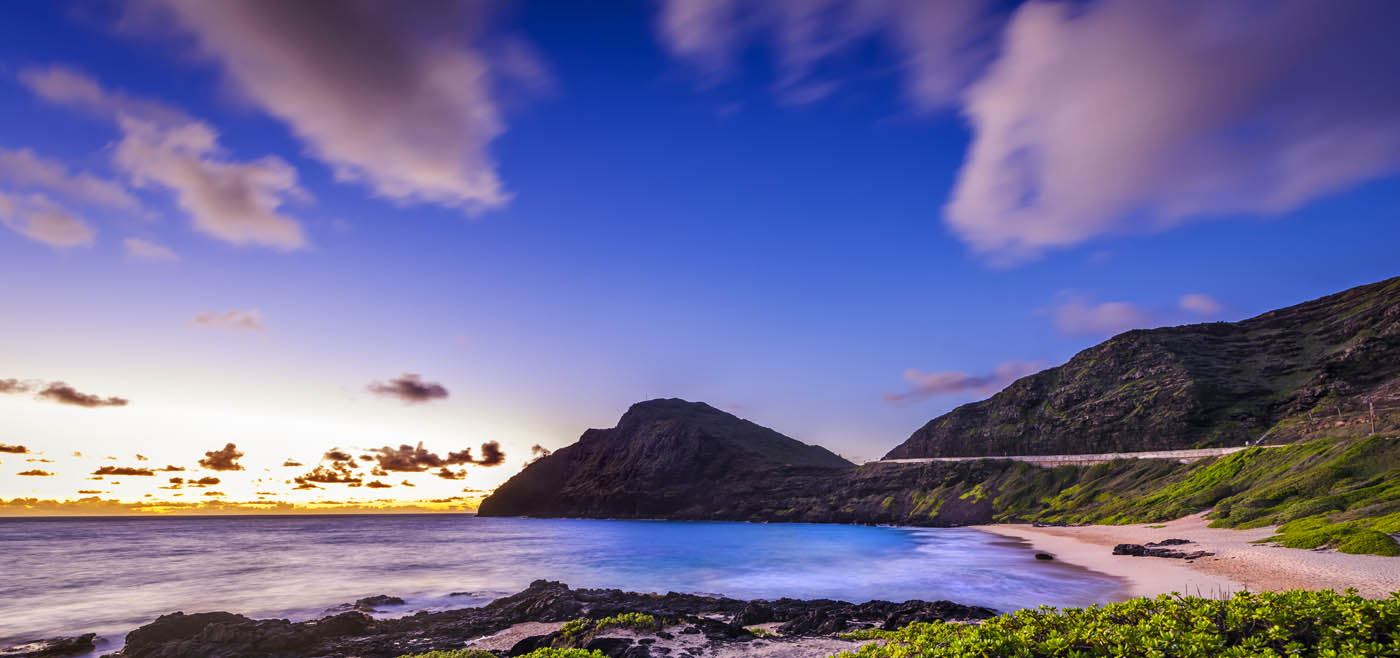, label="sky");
[2,0,1399,514]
